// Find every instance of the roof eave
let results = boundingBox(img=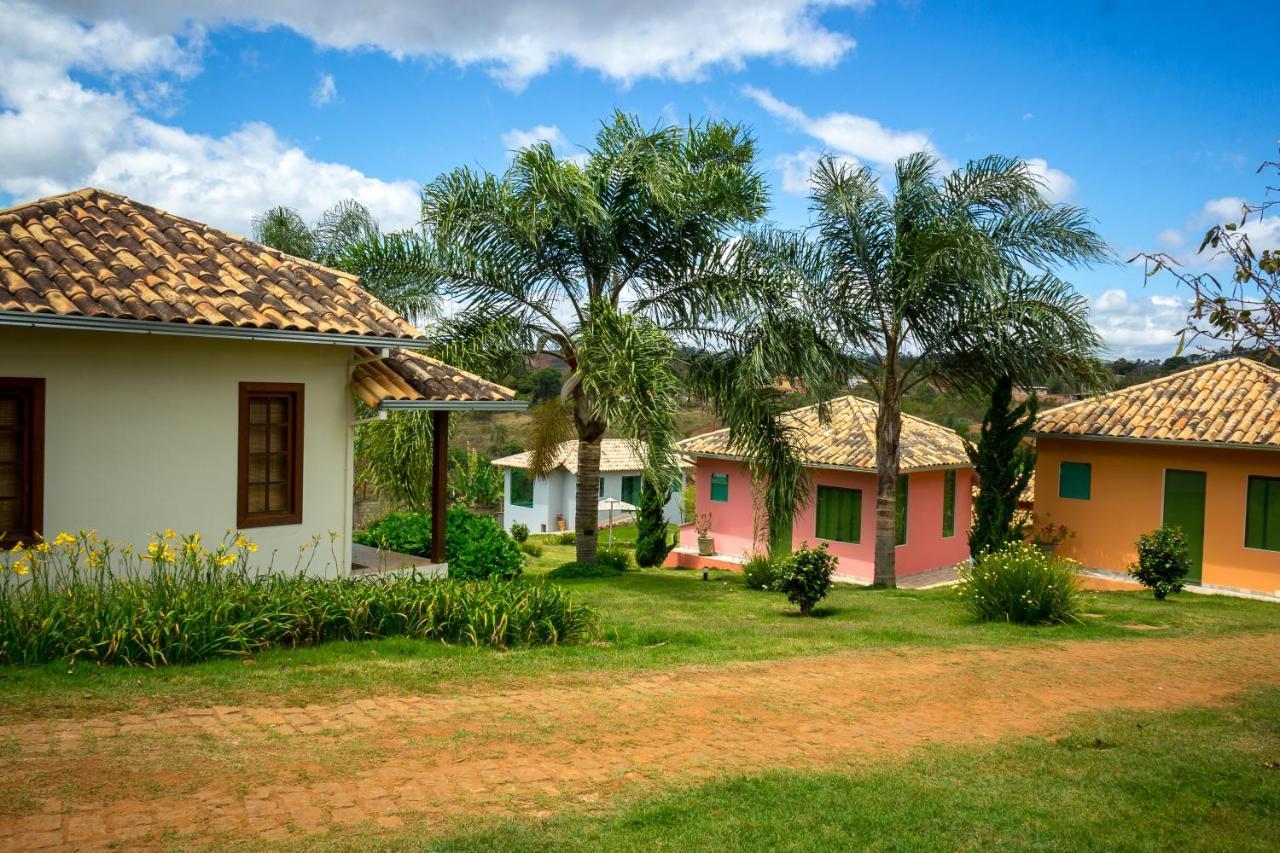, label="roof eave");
[1031,431,1280,453]
[378,399,528,412]
[0,310,433,349]
[683,450,970,473]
